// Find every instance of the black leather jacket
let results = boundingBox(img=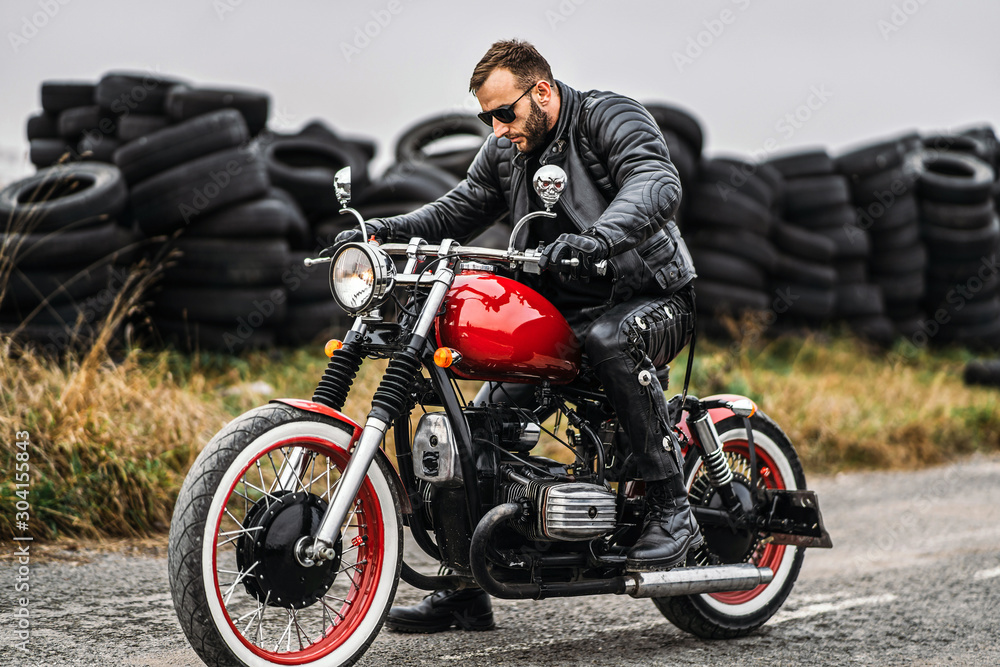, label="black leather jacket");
[384,81,696,303]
